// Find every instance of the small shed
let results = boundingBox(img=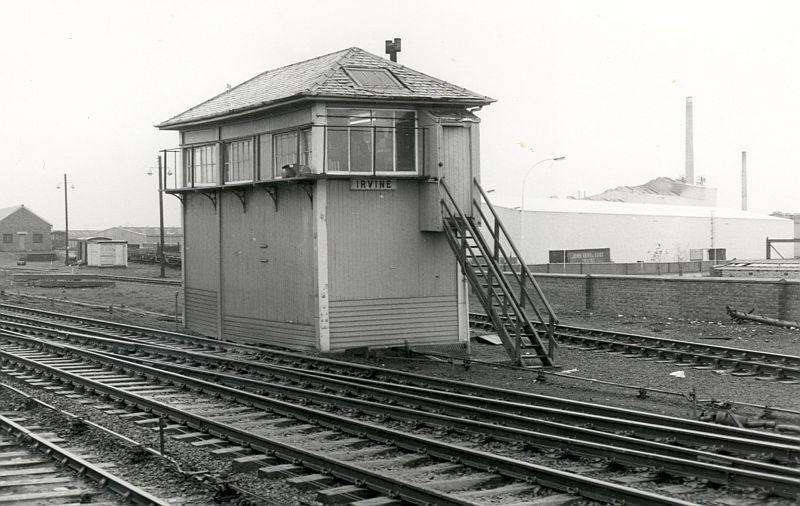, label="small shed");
[76,237,128,267]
